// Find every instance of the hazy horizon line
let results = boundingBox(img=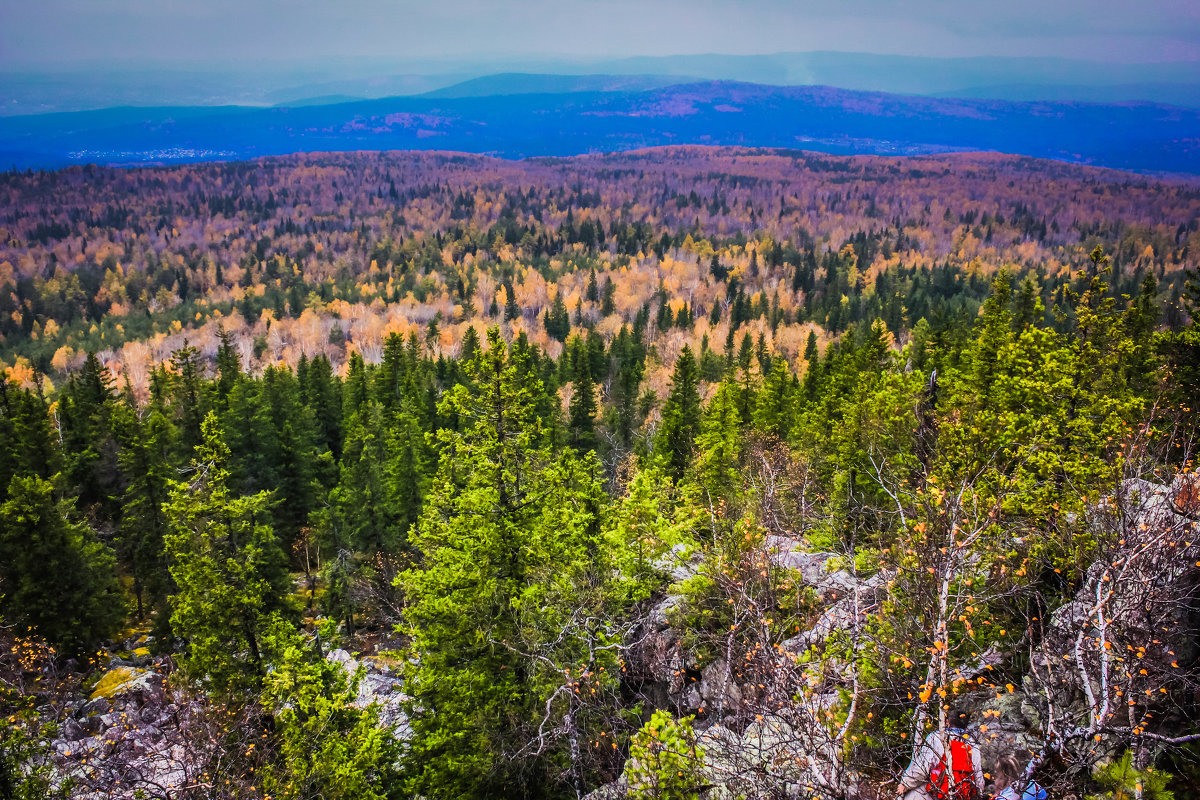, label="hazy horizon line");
[5,49,1200,74]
